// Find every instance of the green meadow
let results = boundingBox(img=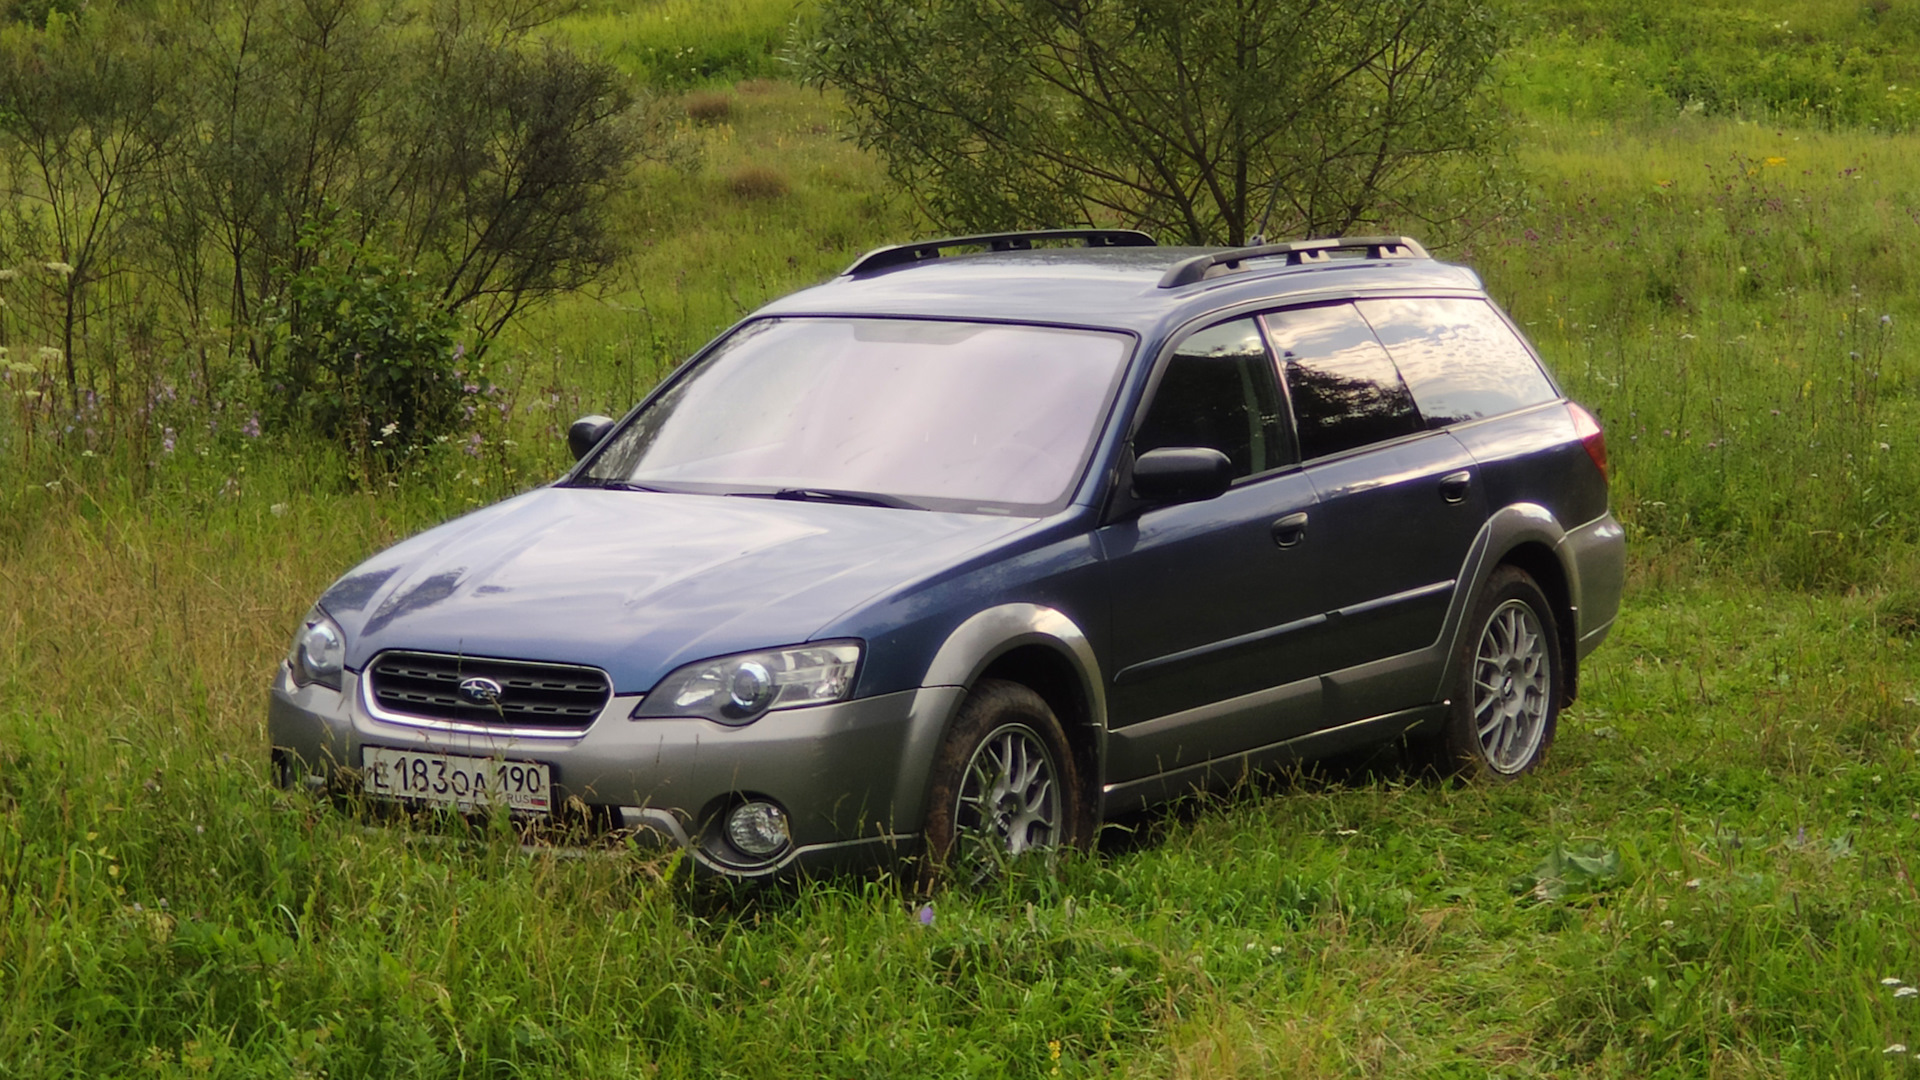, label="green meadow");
[6,1,1920,1076]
